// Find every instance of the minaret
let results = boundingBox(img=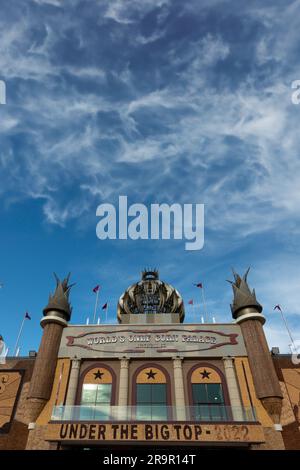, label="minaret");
[25,273,74,424]
[229,269,283,428]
